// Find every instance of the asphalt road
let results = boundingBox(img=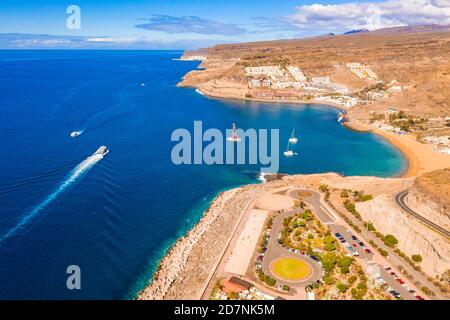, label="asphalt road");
[289,188,419,300]
[395,190,450,239]
[261,208,323,288]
